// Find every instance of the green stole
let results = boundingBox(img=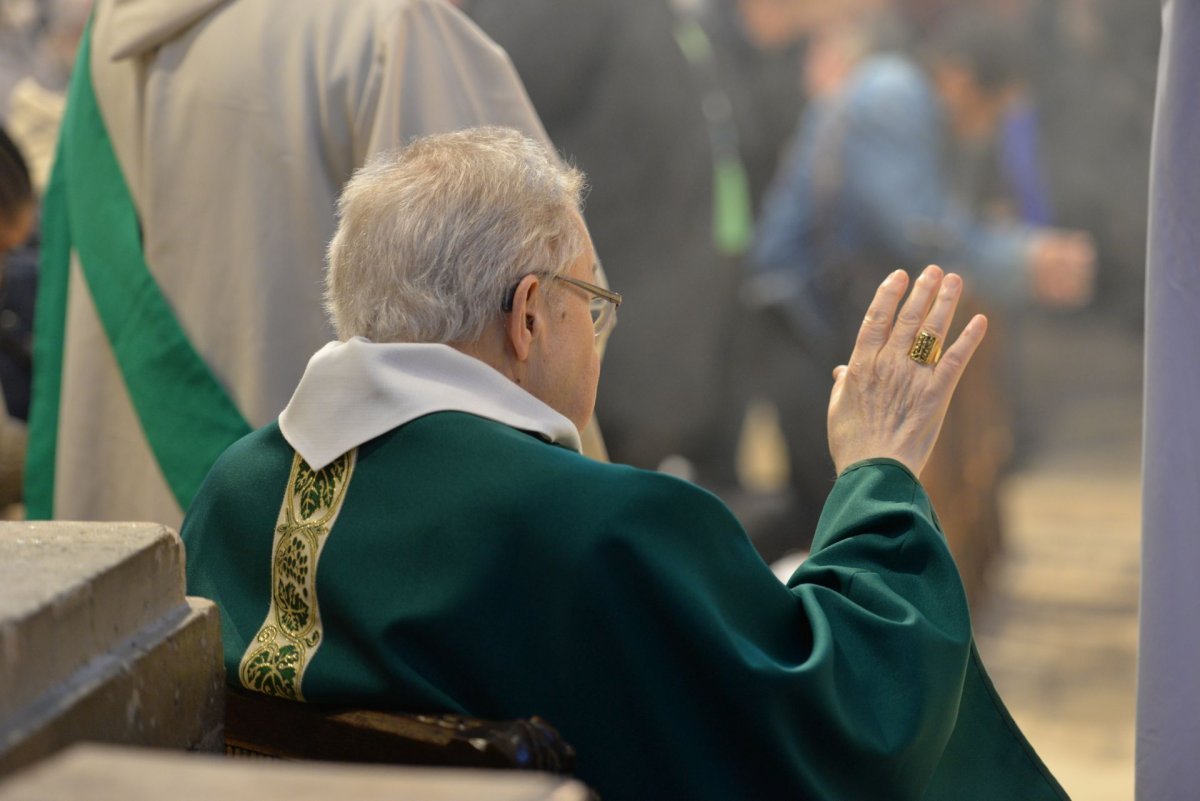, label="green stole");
[26,21,251,517]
